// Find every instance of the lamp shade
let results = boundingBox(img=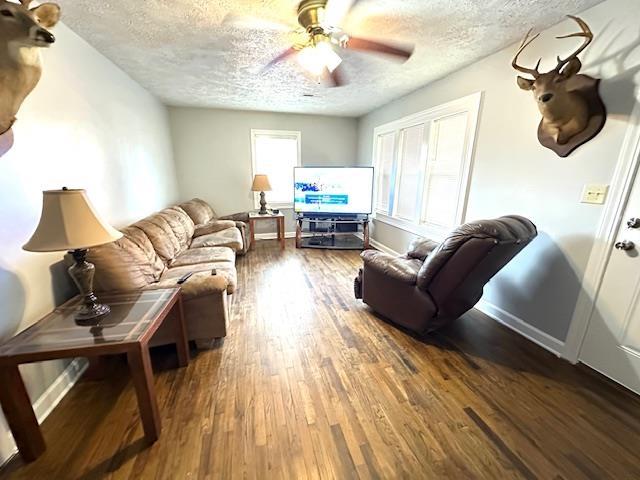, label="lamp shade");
[251,174,272,192]
[23,189,123,252]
